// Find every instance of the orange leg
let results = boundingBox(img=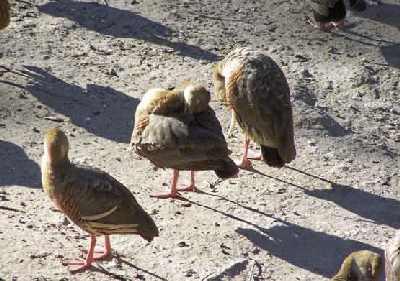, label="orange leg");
[151,170,186,200]
[177,171,197,192]
[62,234,96,272]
